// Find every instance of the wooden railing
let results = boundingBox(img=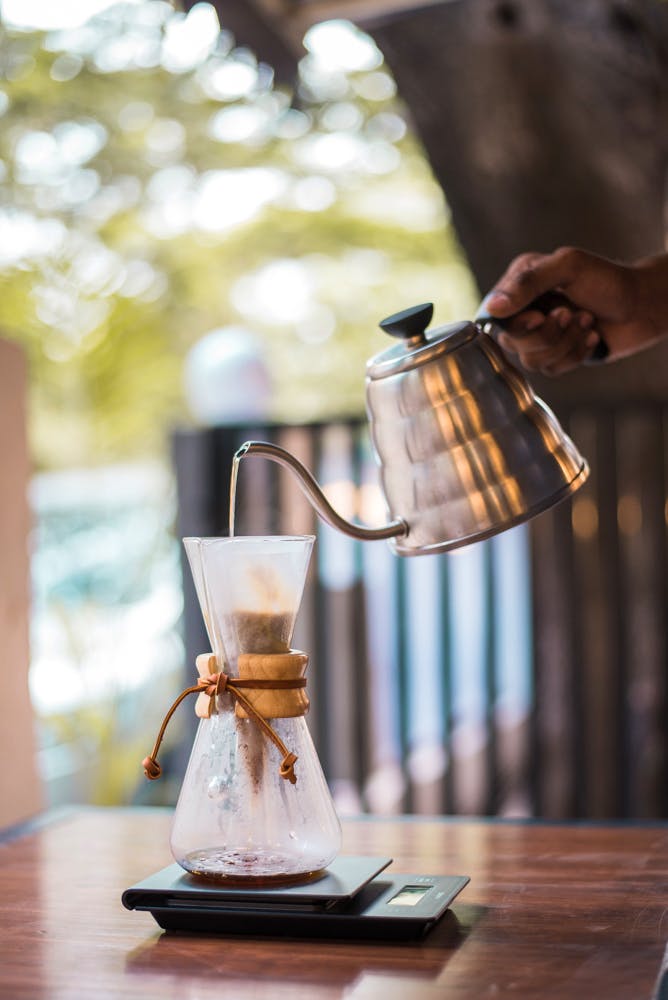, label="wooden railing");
[172,411,667,819]
[530,405,668,820]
